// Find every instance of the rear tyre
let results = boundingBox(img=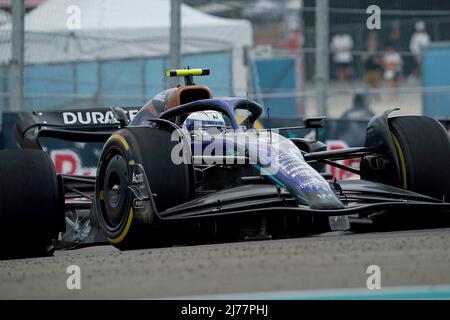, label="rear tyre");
[95,127,193,250]
[0,149,63,259]
[389,116,450,201]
